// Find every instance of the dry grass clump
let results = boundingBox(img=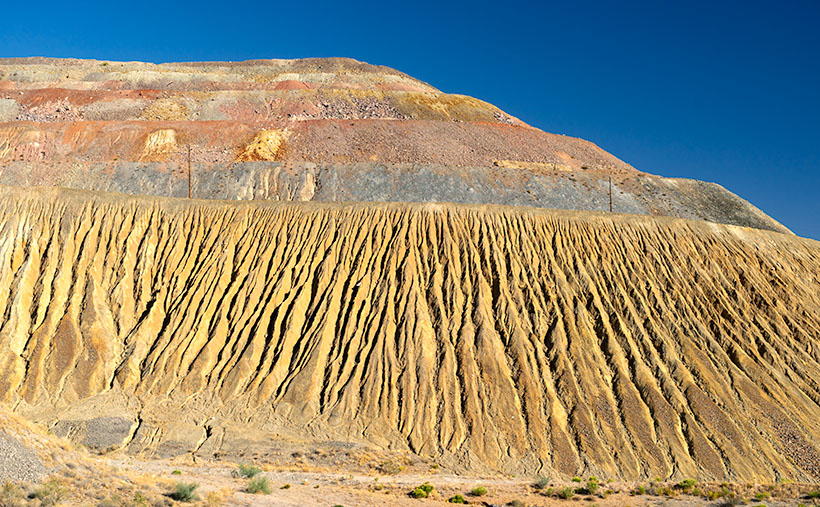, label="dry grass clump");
[246,476,272,494]
[0,482,26,507]
[170,482,199,502]
[232,463,262,478]
[377,460,403,475]
[30,479,67,506]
